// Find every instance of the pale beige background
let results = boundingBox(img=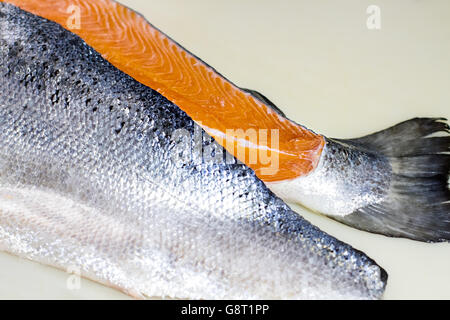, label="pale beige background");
[0,0,449,299]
